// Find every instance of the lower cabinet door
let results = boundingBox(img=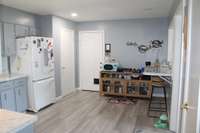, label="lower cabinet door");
[15,86,28,112]
[0,89,16,111]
